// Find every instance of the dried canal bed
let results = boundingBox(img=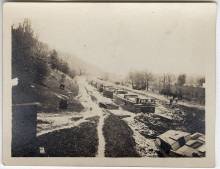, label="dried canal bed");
[36,76,204,157]
[86,79,158,157]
